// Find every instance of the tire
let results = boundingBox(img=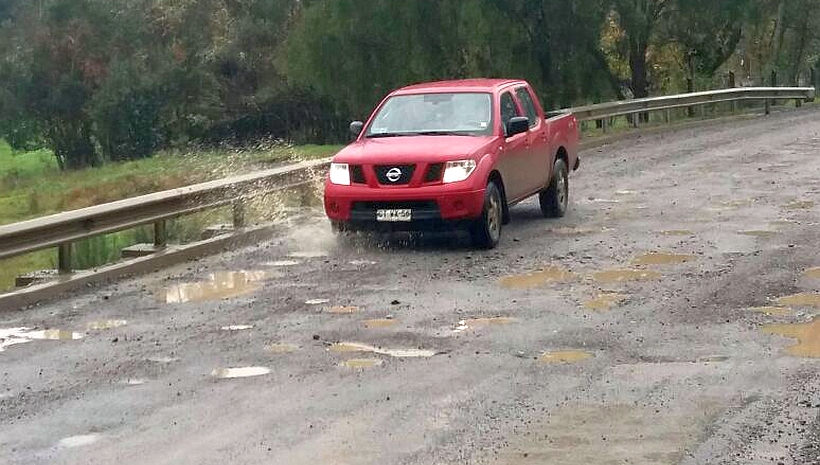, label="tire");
[540,159,569,218]
[331,221,349,234]
[470,181,503,249]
